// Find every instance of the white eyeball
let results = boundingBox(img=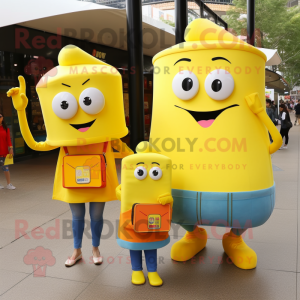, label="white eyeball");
[134,166,147,180]
[52,92,78,120]
[79,88,105,115]
[149,167,162,180]
[204,69,234,100]
[172,70,199,100]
